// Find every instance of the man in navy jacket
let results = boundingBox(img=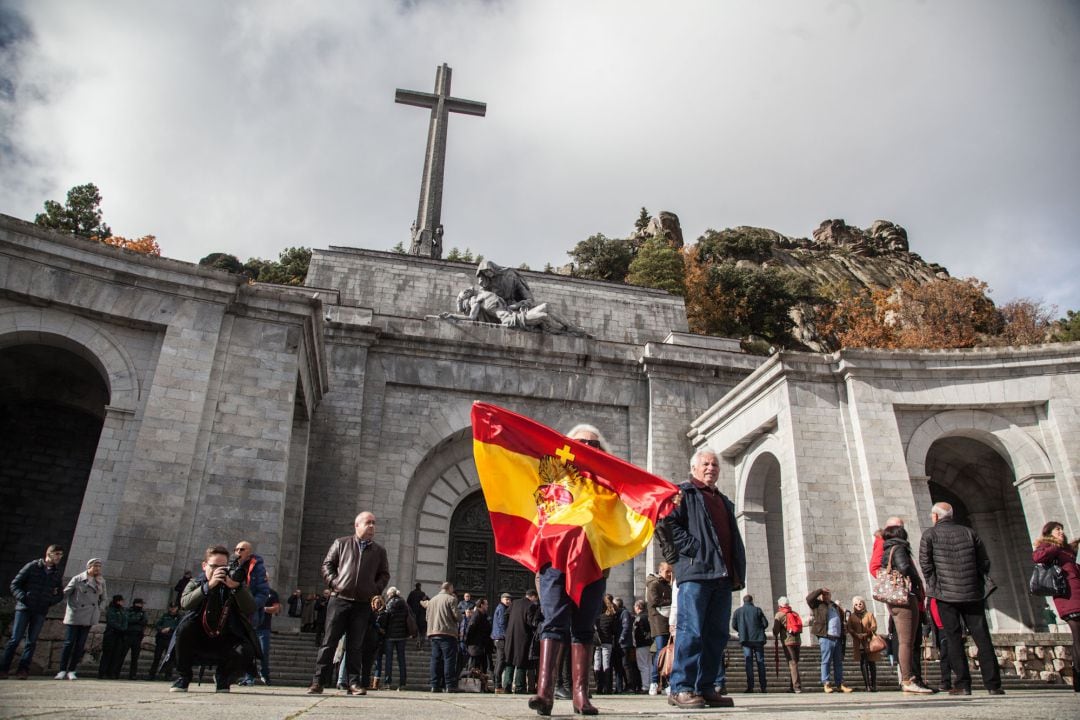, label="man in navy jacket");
[1,545,65,678]
[661,450,746,709]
